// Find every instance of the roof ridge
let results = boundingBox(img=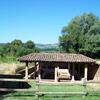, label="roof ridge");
[17,52,96,63]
